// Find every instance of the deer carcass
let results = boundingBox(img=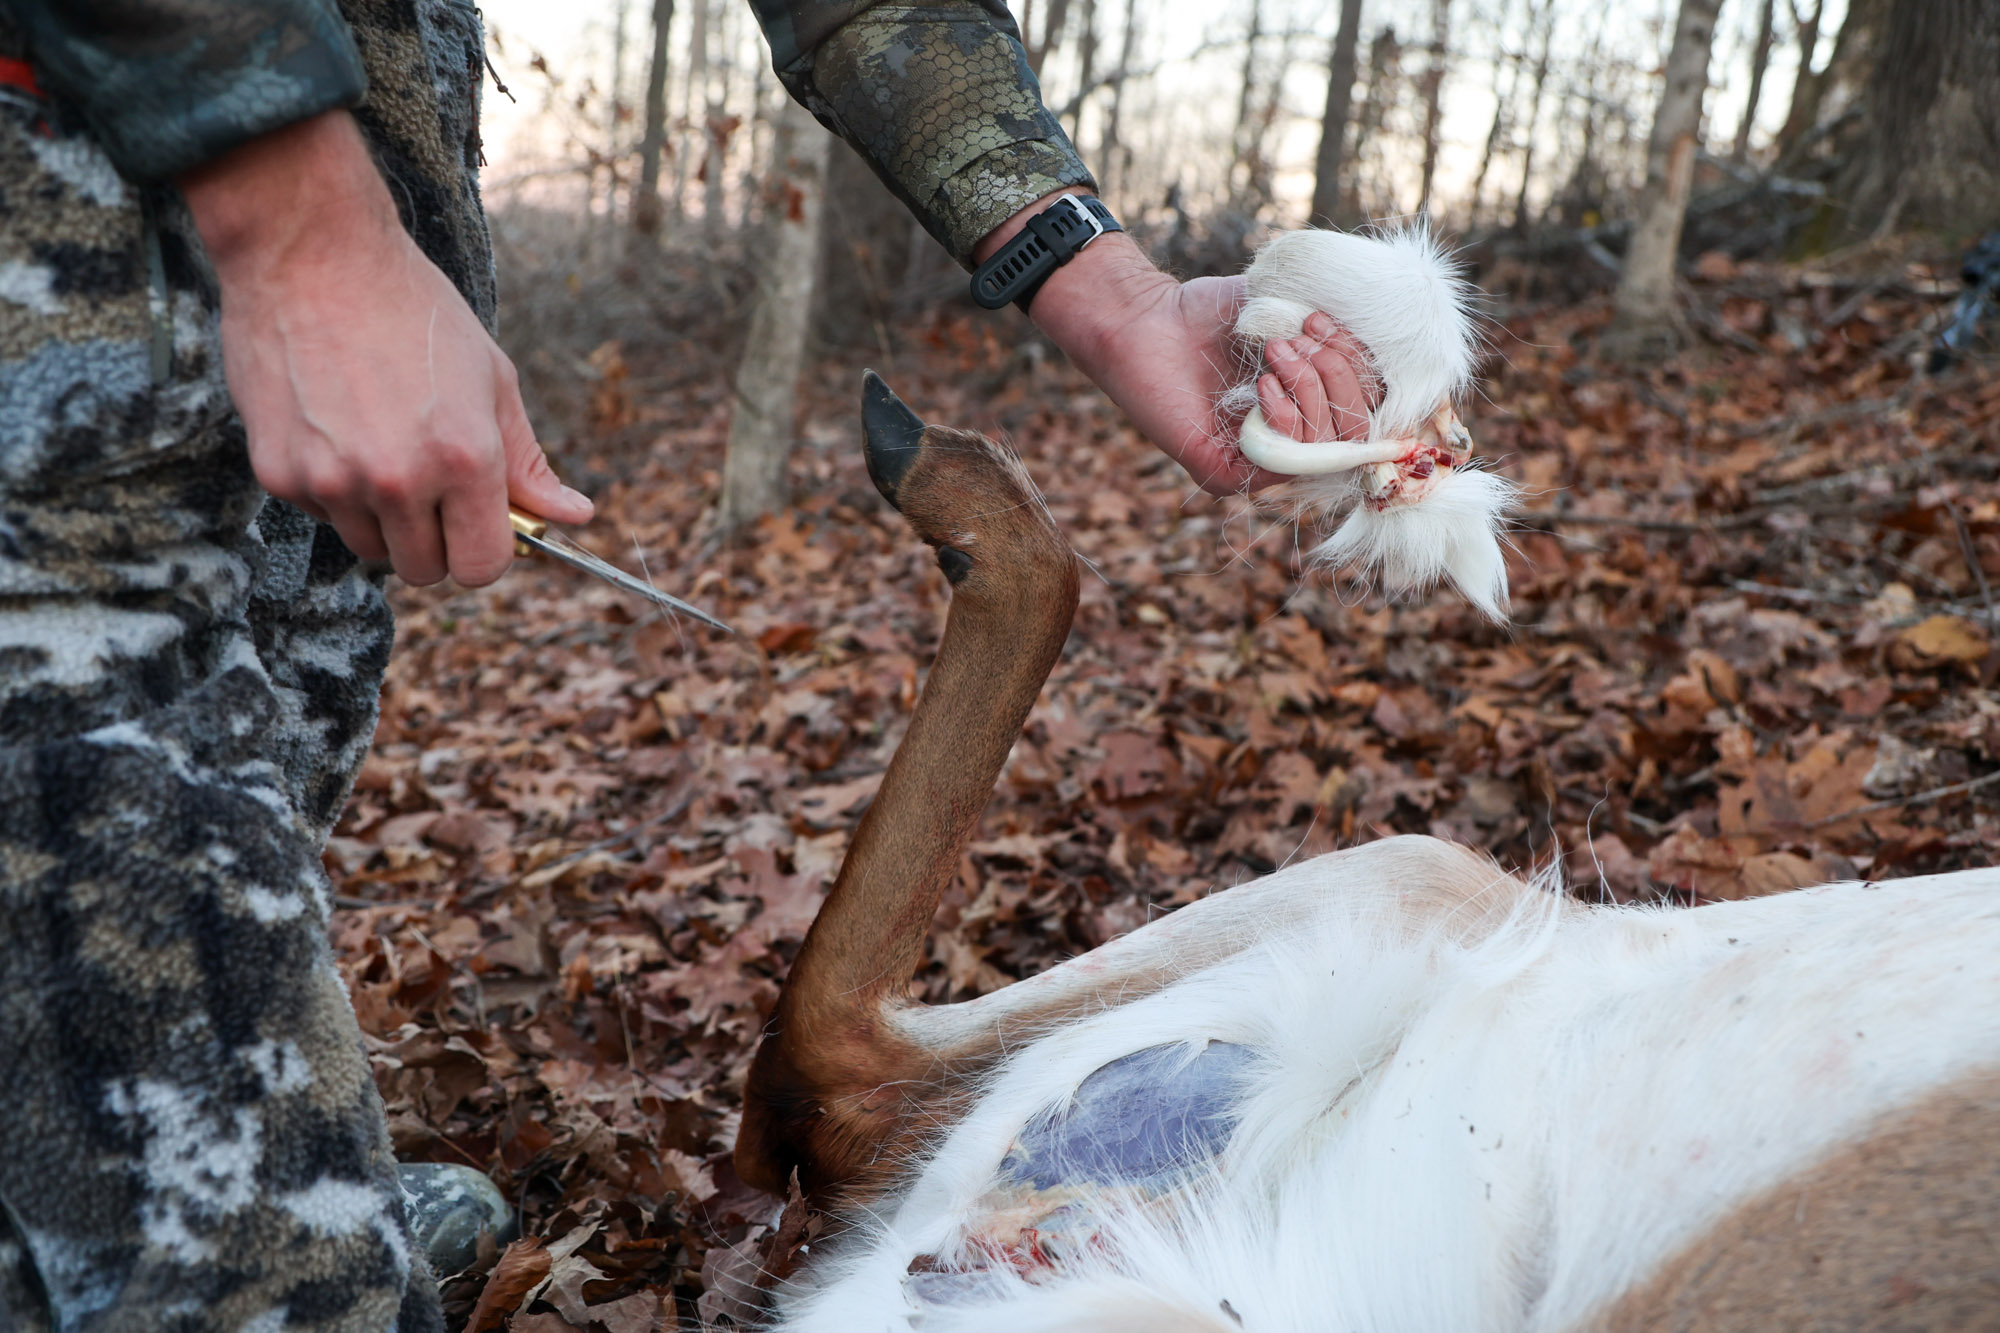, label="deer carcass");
[735,373,2000,1332]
